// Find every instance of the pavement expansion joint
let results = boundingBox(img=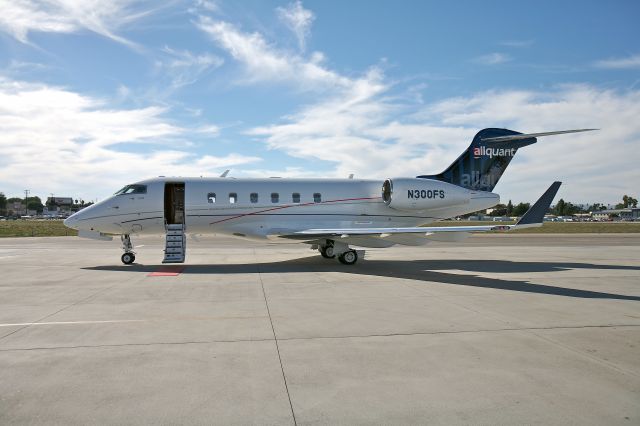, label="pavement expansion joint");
[257,251,298,426]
